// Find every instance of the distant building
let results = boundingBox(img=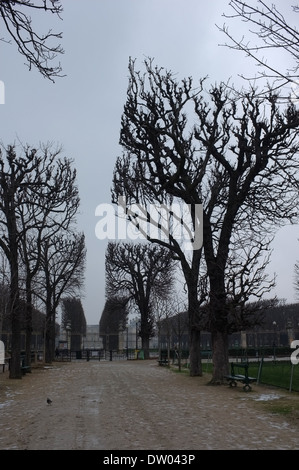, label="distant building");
[119,317,142,351]
[158,302,299,351]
